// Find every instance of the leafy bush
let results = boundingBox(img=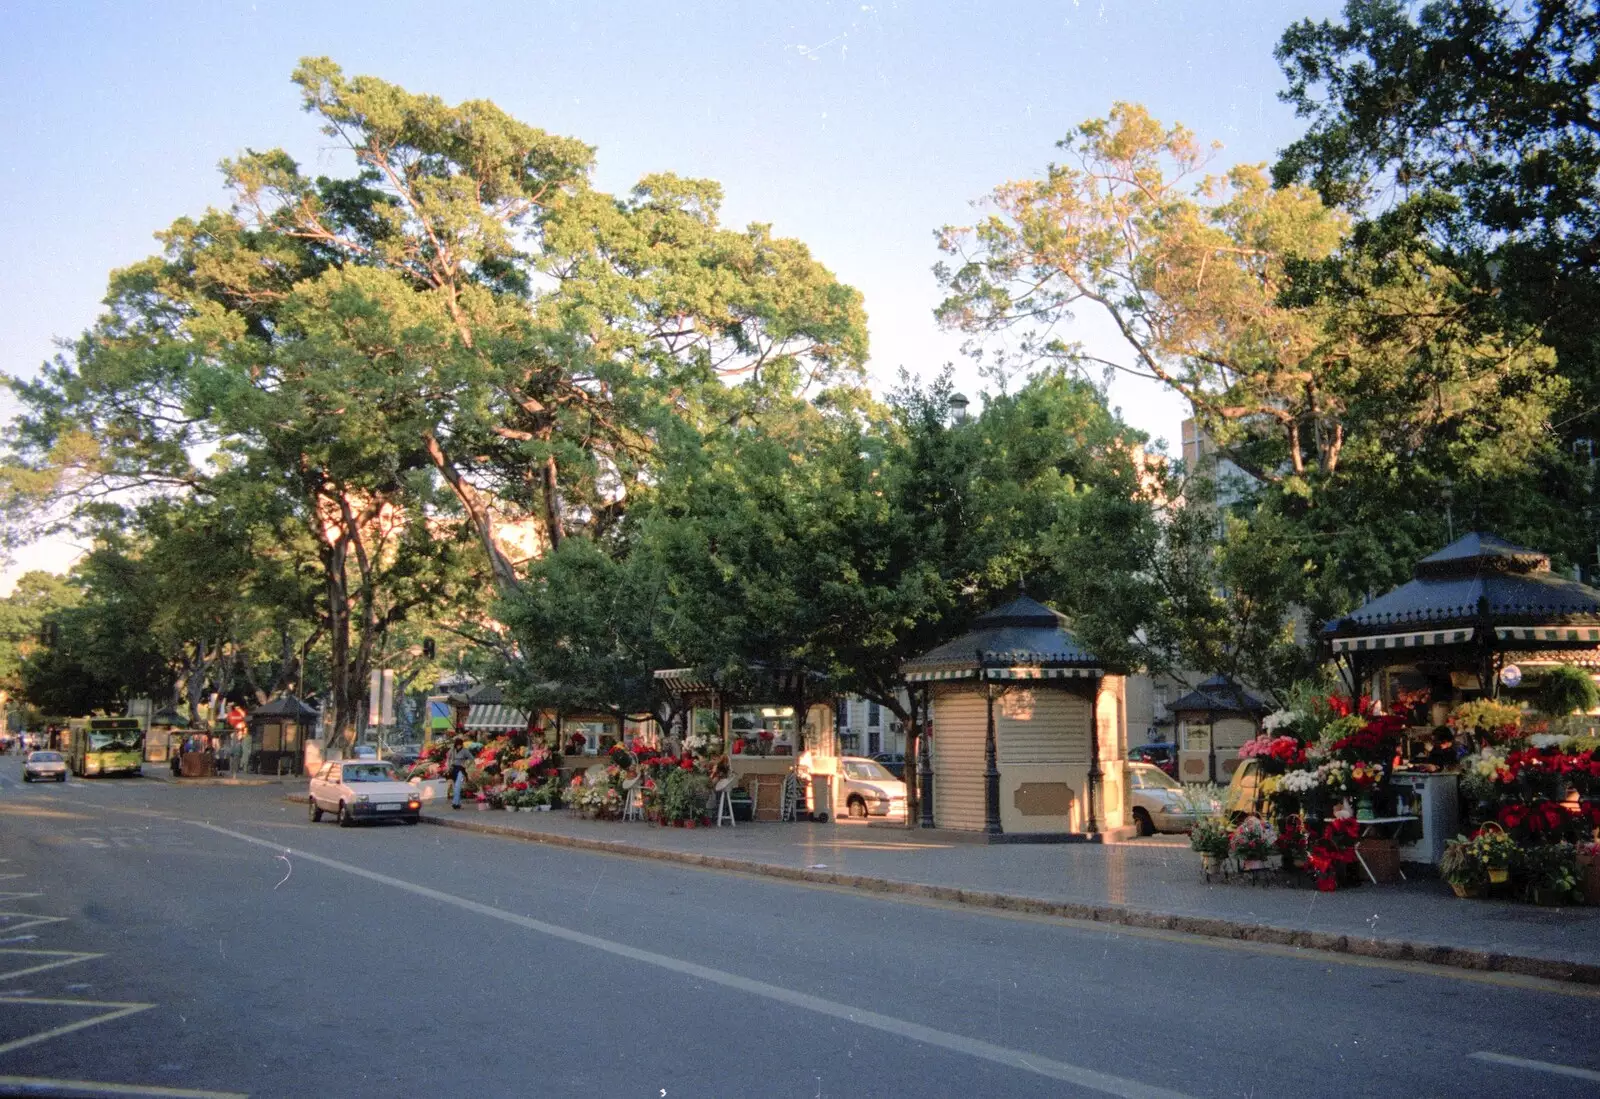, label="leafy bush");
[1536,665,1598,718]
